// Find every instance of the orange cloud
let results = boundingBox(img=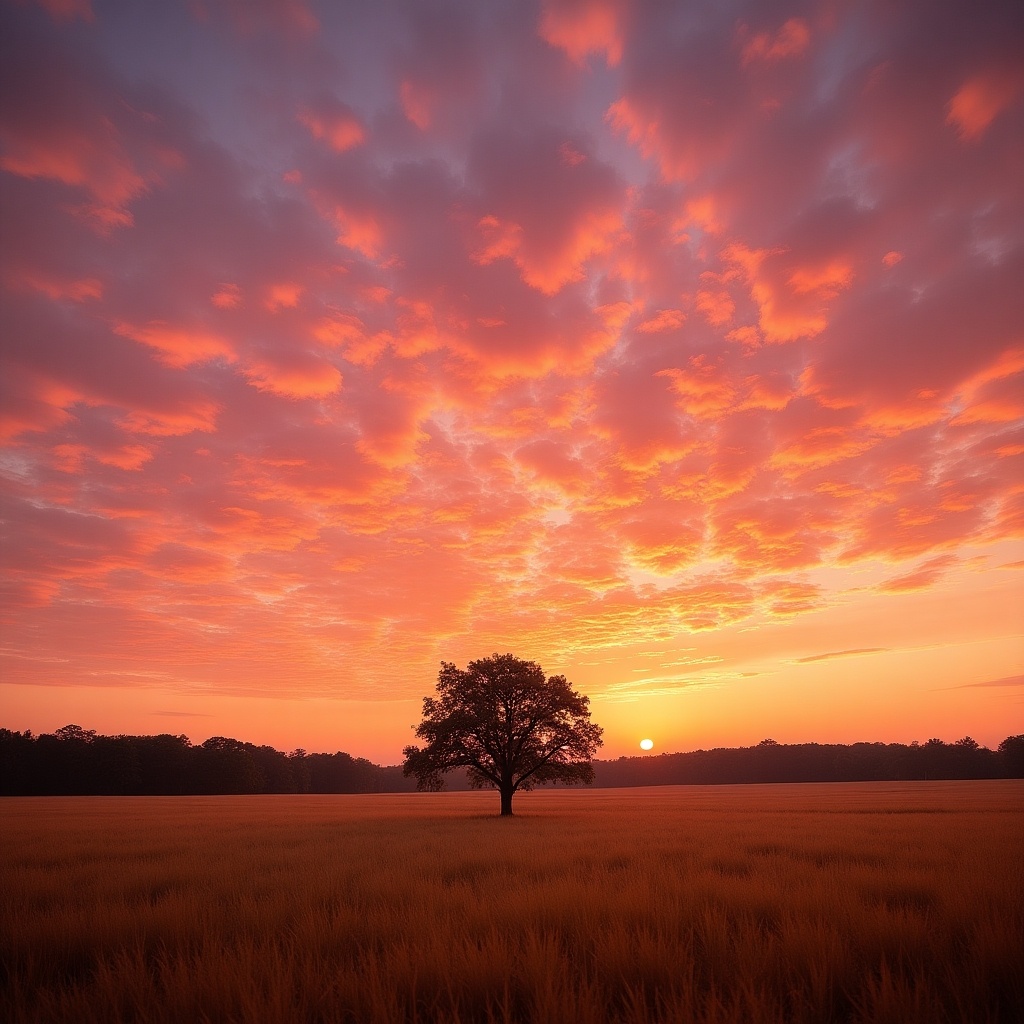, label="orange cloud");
[658,358,736,419]
[400,80,434,131]
[879,555,959,593]
[722,245,853,343]
[947,70,1024,141]
[770,426,876,474]
[313,314,388,367]
[636,309,685,333]
[473,215,524,265]
[6,270,103,302]
[50,441,154,473]
[330,207,383,259]
[117,401,220,437]
[264,282,304,312]
[473,206,621,296]
[538,0,624,67]
[0,128,145,219]
[682,195,726,236]
[695,286,735,327]
[726,325,760,348]
[760,579,822,617]
[533,210,623,293]
[114,321,236,368]
[951,372,1024,426]
[606,98,662,167]
[298,102,365,152]
[0,376,84,441]
[97,444,154,471]
[788,261,854,299]
[243,357,343,399]
[394,299,451,358]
